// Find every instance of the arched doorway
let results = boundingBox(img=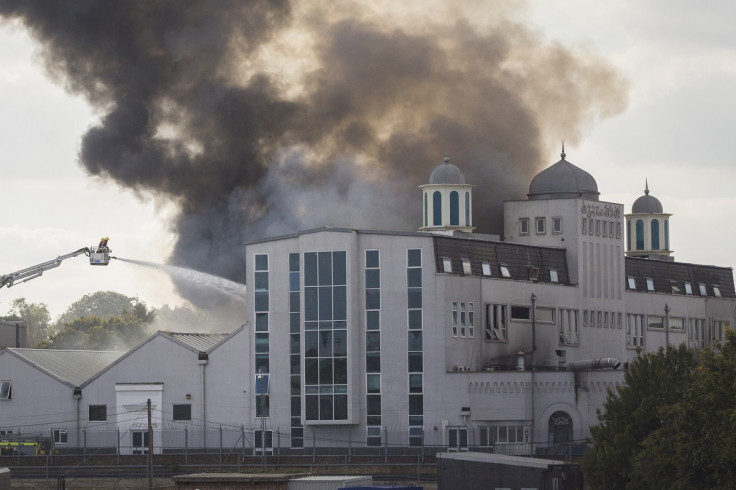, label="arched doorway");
[548,410,572,446]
